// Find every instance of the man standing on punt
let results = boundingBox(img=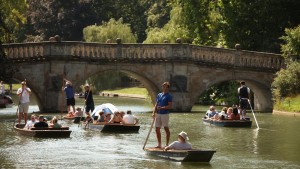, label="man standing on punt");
[238,81,250,120]
[152,82,173,148]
